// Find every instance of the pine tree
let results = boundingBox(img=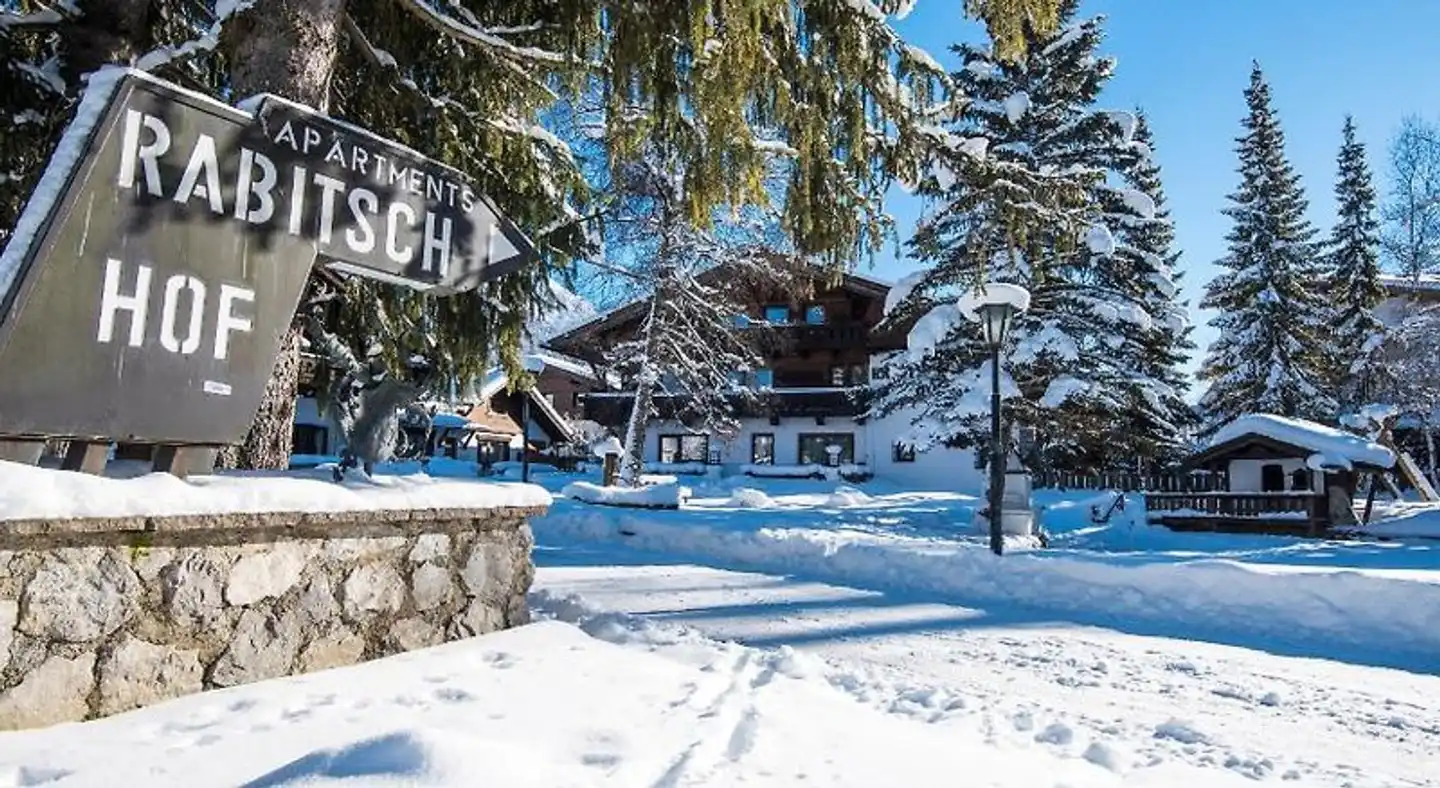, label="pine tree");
[0,1,1062,468]
[1199,64,1334,432]
[874,3,1158,472]
[1109,111,1195,466]
[1326,116,1388,411]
